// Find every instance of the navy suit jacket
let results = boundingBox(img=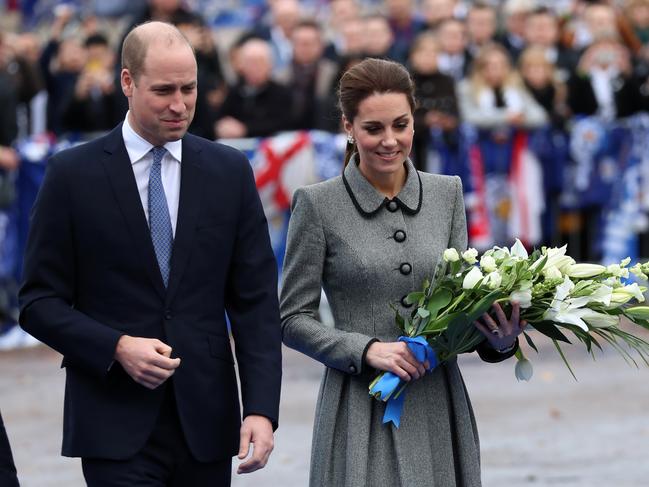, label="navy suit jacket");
[18,125,282,462]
